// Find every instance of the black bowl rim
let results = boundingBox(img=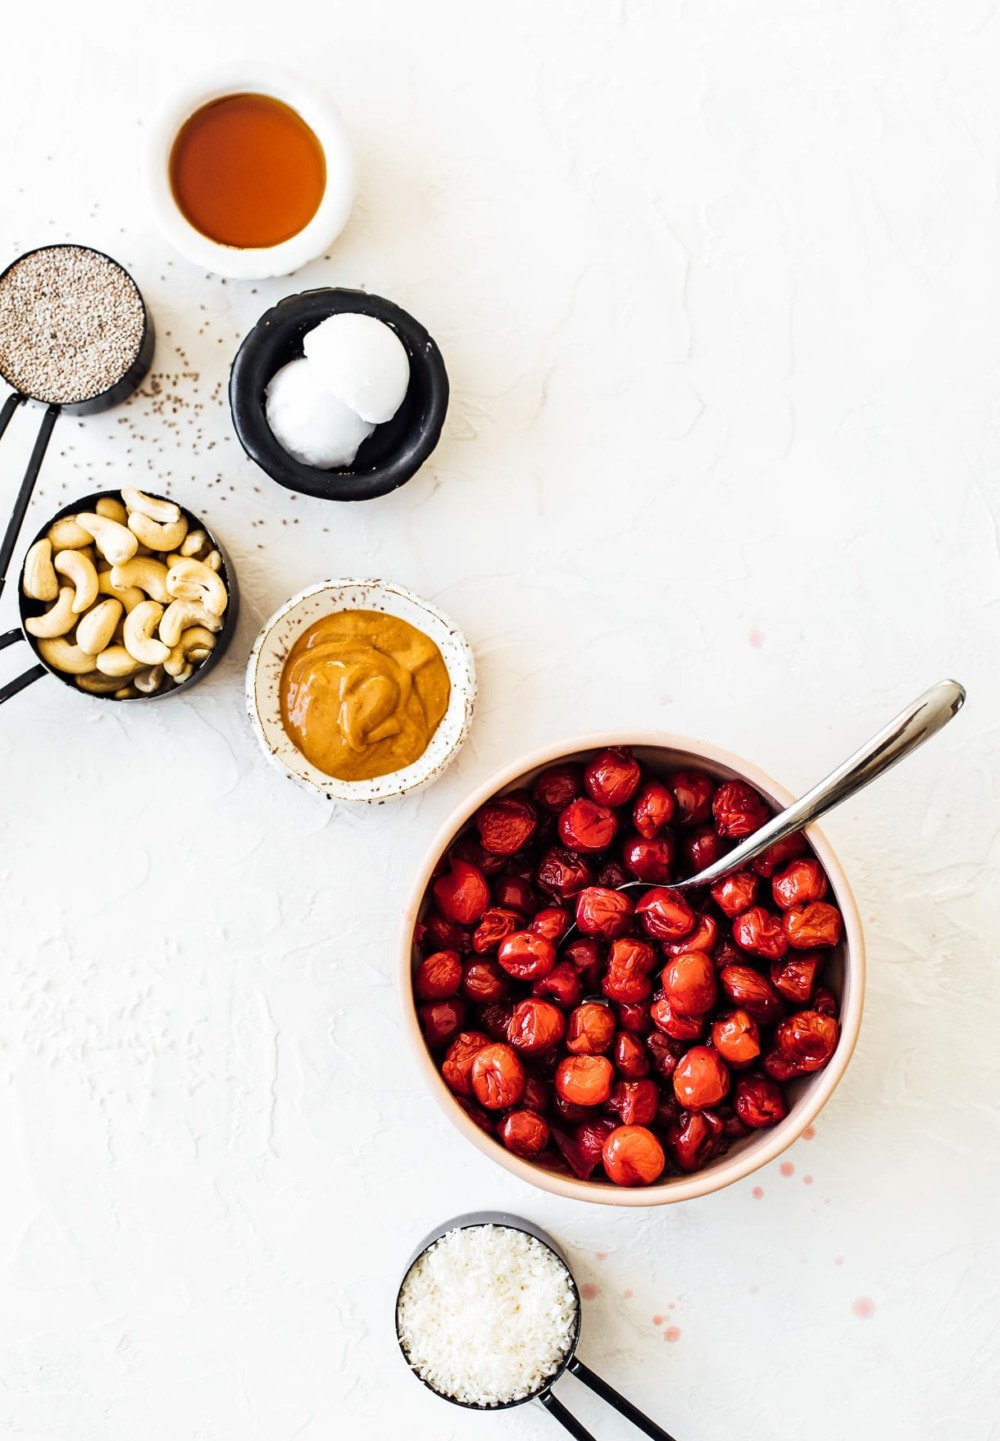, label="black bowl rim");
[17,488,239,702]
[228,286,449,503]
